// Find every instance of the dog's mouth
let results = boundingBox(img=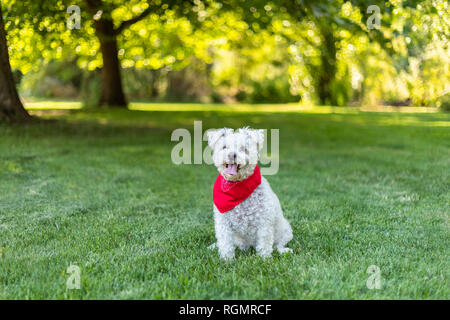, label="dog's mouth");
[224,163,241,175]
